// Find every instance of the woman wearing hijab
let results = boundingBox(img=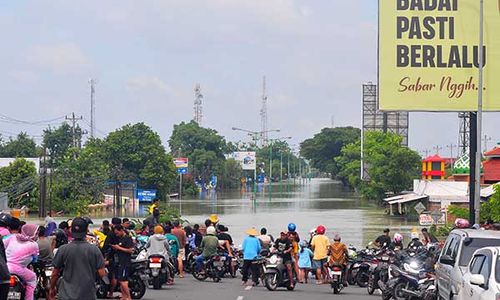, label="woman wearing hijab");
[5,224,39,300]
